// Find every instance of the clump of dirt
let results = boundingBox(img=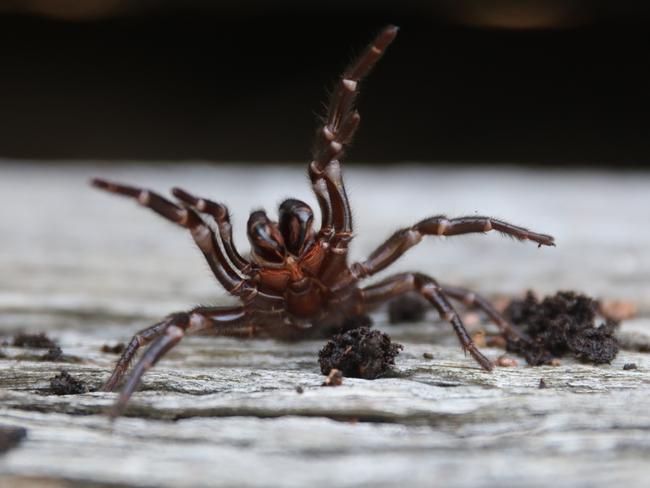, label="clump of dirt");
[50,370,88,395]
[0,425,27,453]
[13,332,57,349]
[101,343,126,354]
[318,327,402,379]
[388,293,428,323]
[504,291,619,365]
[623,363,638,370]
